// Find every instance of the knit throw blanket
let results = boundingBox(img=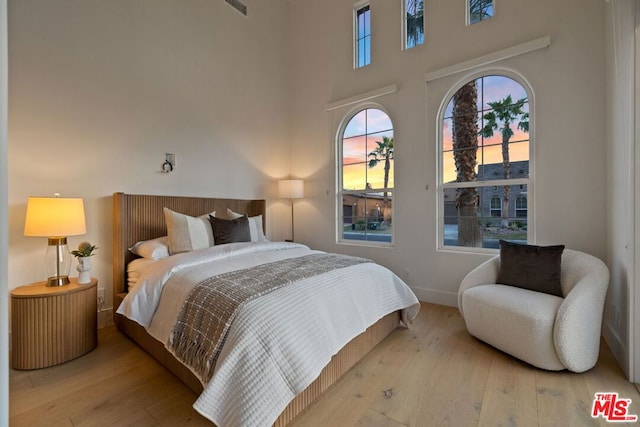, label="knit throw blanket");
[168,253,371,384]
